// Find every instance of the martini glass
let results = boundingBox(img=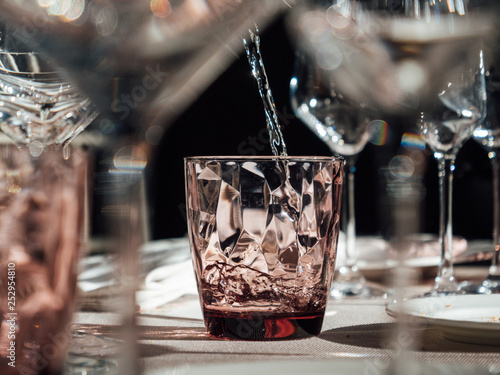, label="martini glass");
[0,1,290,135]
[290,52,383,298]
